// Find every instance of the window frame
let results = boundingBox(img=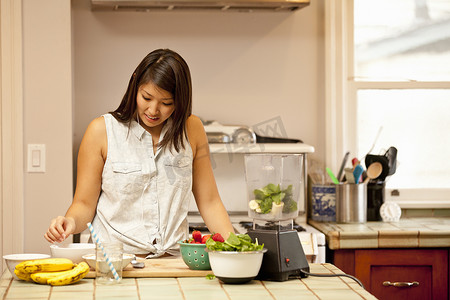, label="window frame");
[325,0,450,208]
